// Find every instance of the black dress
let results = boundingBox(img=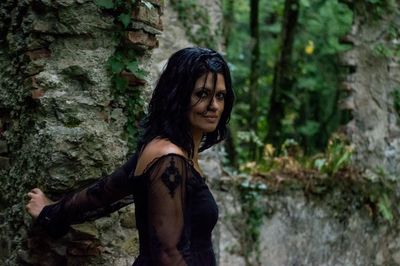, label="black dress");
[36,153,218,266]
